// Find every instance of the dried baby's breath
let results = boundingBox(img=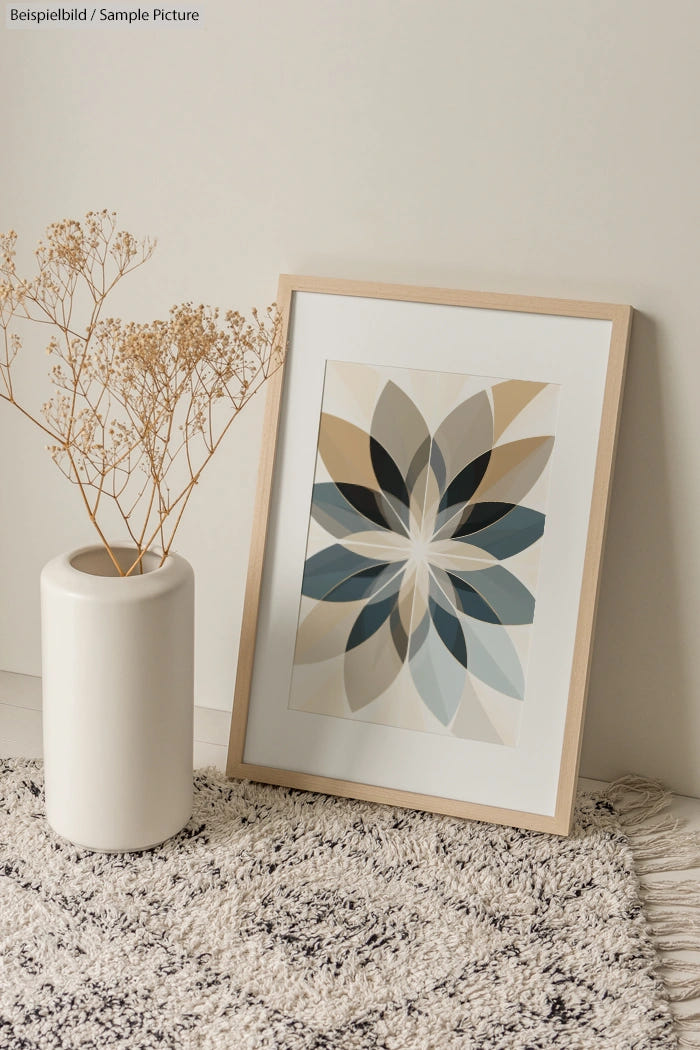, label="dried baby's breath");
[0,211,283,576]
